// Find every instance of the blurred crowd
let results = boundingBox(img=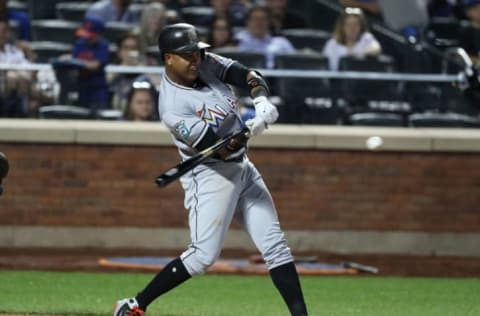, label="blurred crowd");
[0,0,479,122]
